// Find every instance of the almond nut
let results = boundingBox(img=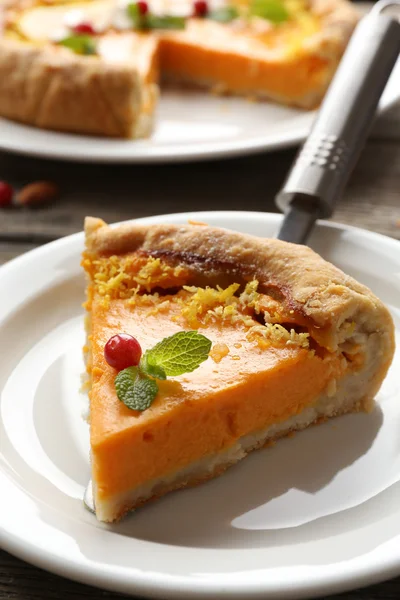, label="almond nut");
[16,181,59,207]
